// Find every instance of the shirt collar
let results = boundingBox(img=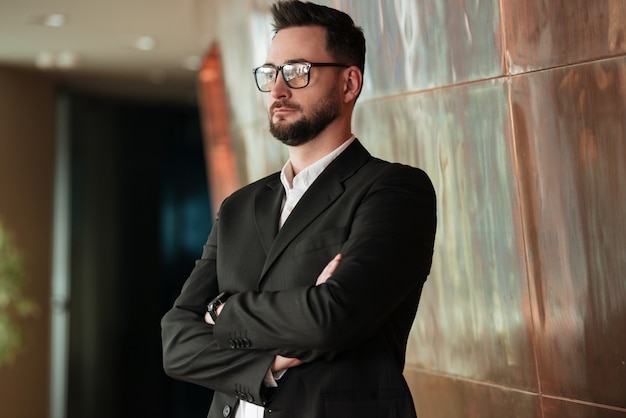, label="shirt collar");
[280,135,356,192]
